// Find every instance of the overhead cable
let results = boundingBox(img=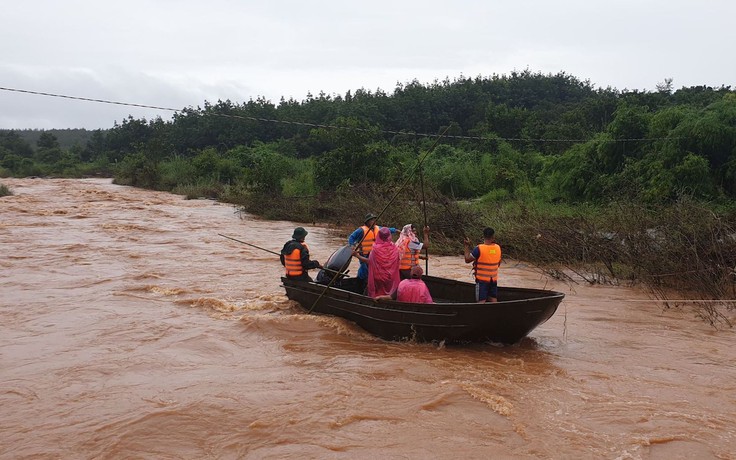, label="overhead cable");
[0,85,681,143]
